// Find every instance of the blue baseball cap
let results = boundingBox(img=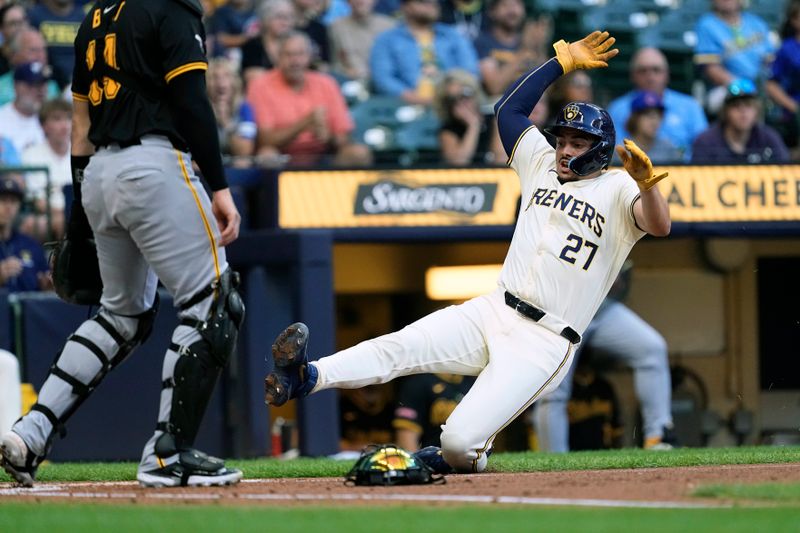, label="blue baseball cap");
[724,79,757,104]
[0,177,24,200]
[630,91,665,113]
[13,62,50,85]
